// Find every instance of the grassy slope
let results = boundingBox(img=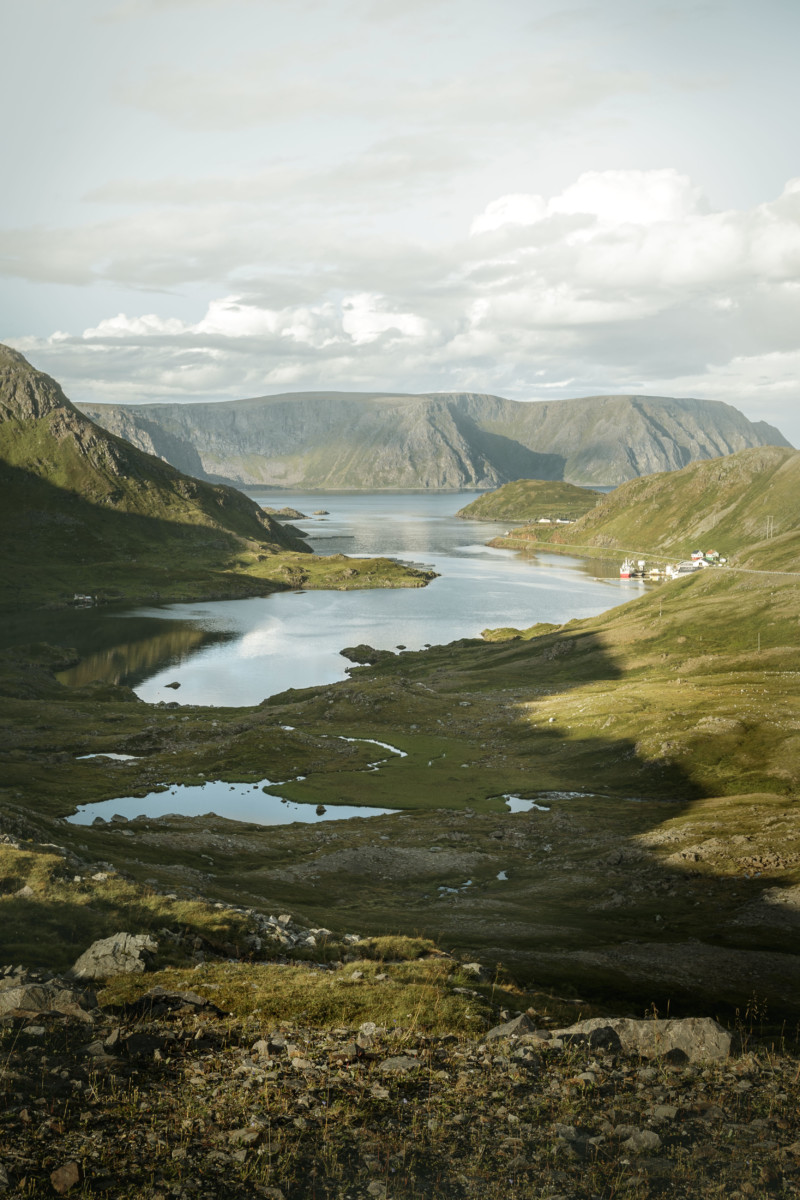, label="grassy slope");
[490,445,800,571]
[456,479,602,522]
[0,347,432,607]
